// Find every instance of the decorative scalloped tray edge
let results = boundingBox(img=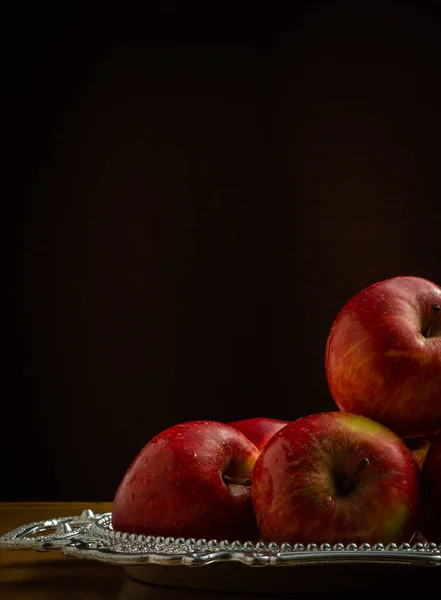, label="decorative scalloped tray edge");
[1,509,440,568]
